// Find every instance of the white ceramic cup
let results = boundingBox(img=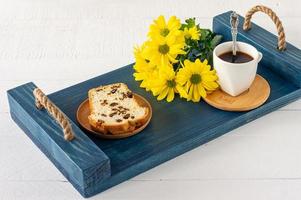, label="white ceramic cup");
[213,41,263,96]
